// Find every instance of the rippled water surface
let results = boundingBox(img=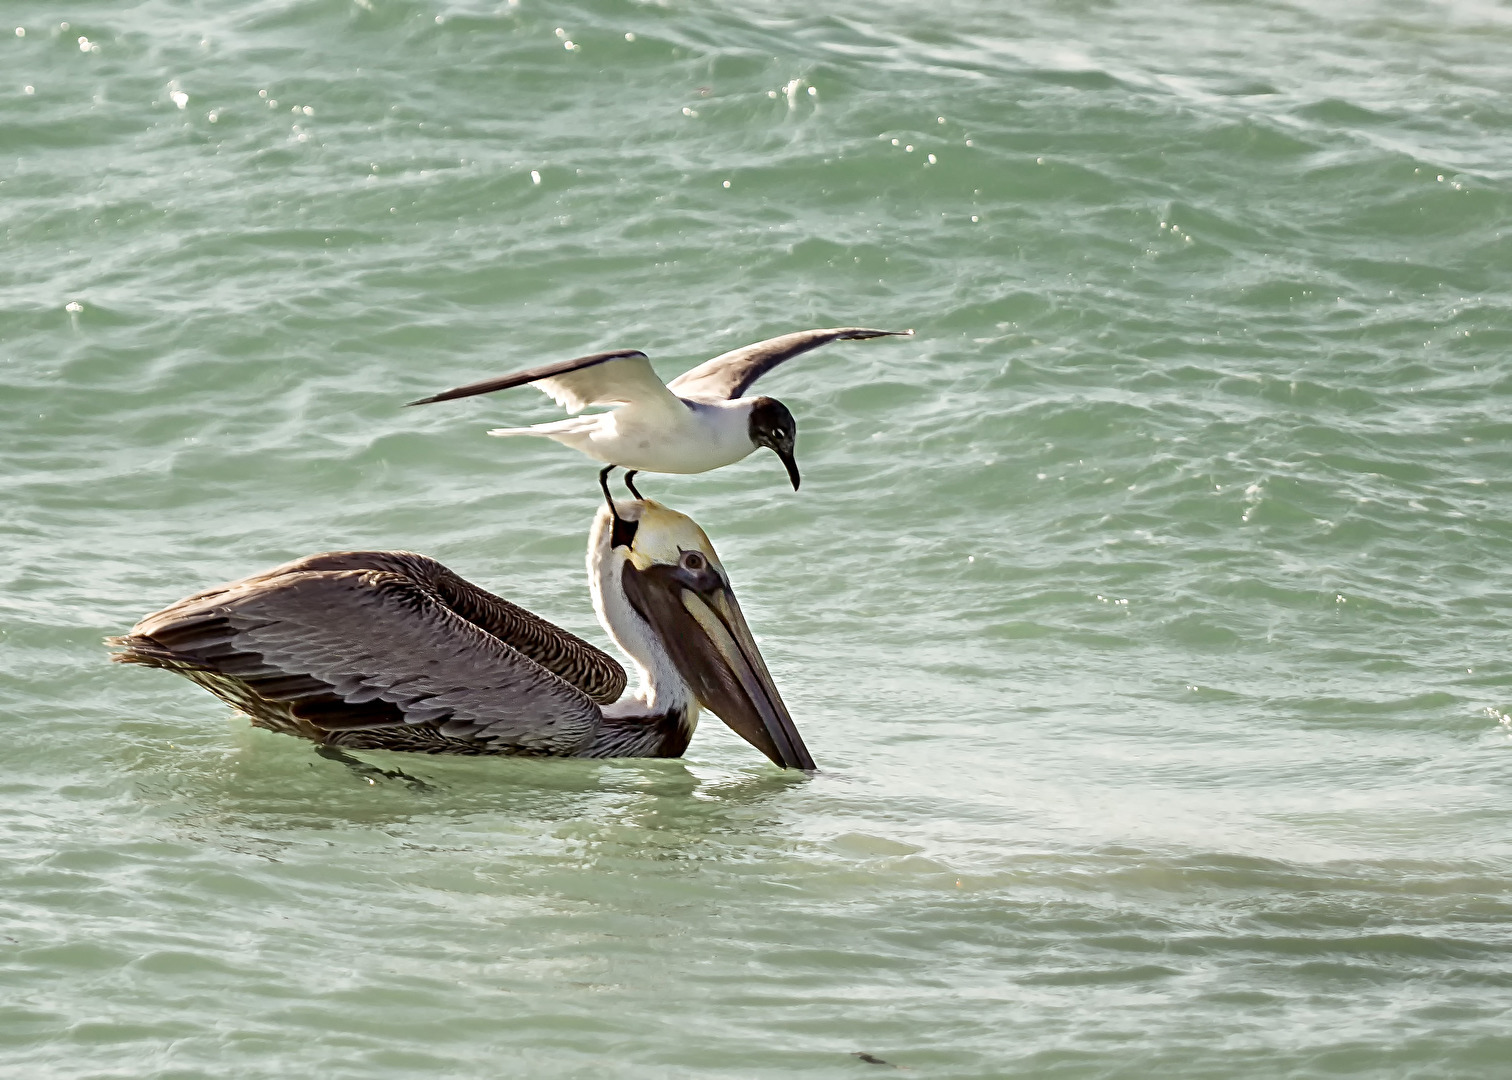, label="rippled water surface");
[5,0,1512,1076]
